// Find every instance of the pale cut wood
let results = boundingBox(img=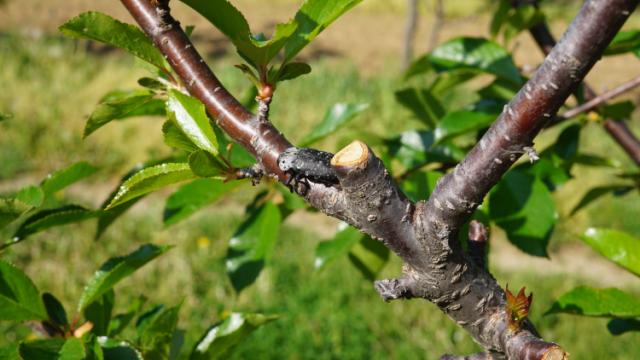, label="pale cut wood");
[331,140,369,168]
